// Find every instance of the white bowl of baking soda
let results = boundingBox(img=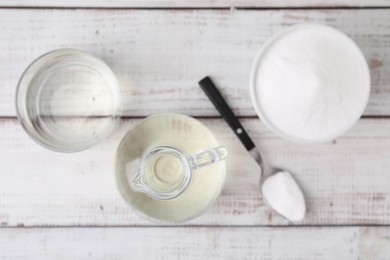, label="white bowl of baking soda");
[250,24,371,143]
